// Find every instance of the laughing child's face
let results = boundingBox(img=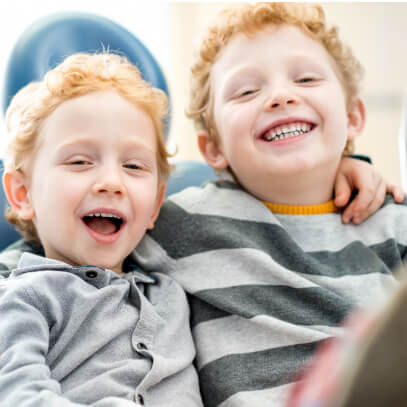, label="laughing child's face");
[198,24,365,204]
[7,90,165,274]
